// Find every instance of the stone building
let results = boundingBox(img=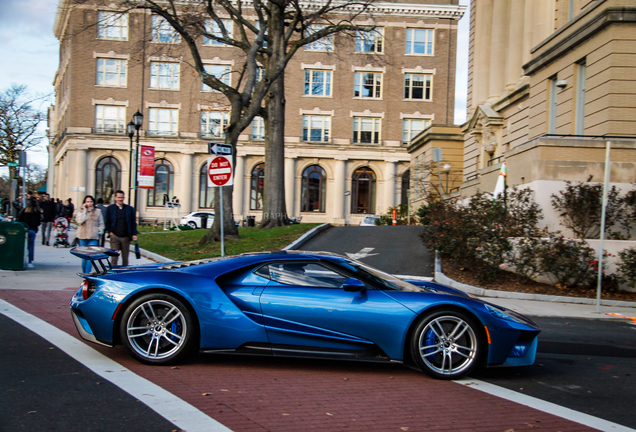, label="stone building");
[48,0,465,225]
[461,0,636,232]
